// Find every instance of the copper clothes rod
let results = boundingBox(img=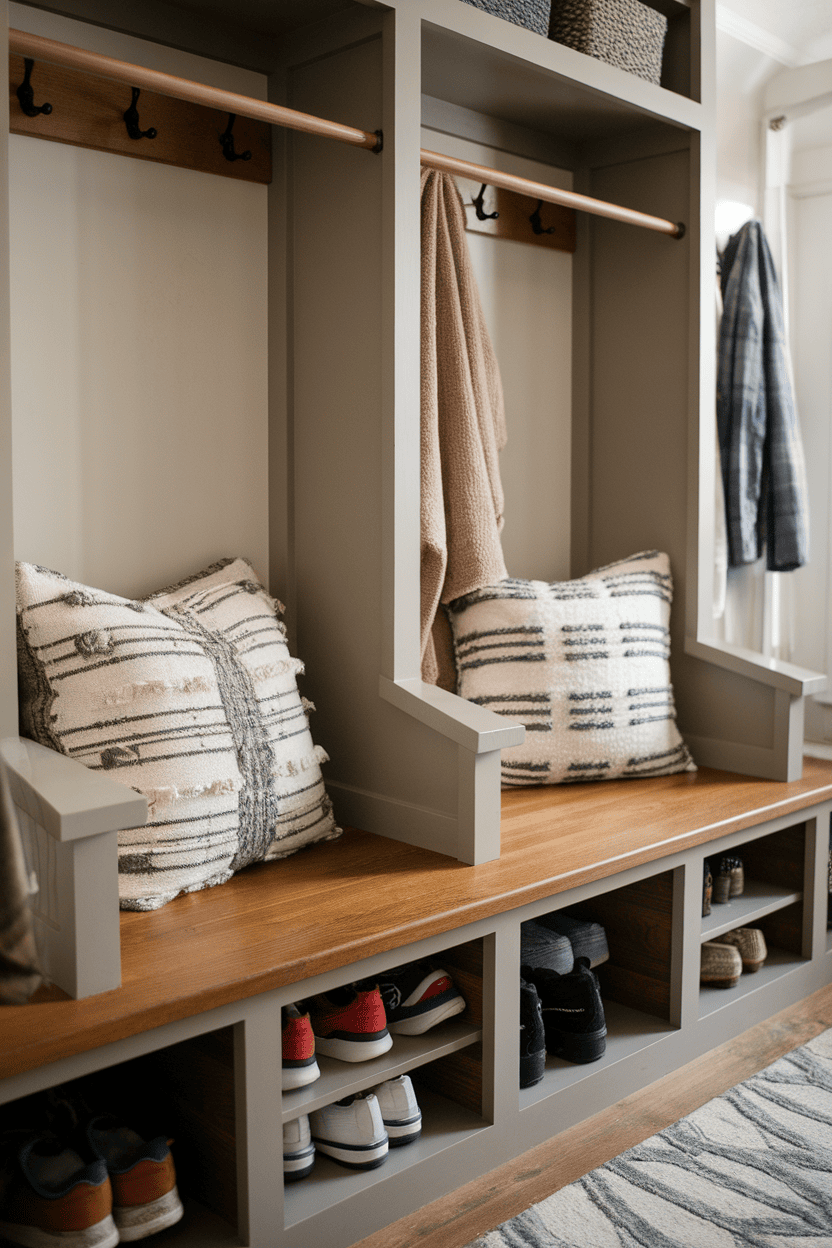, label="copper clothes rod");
[9,28,382,151]
[421,150,685,238]
[9,28,685,238]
